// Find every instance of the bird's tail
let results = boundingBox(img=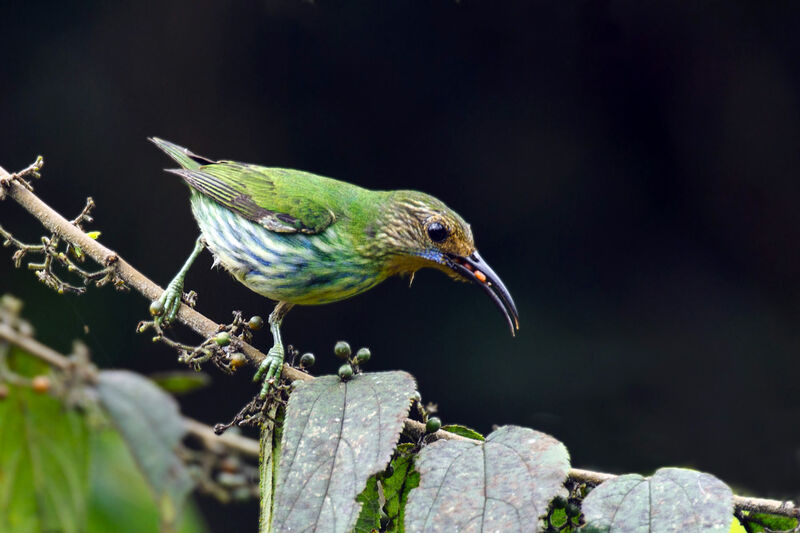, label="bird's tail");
[149,137,214,170]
